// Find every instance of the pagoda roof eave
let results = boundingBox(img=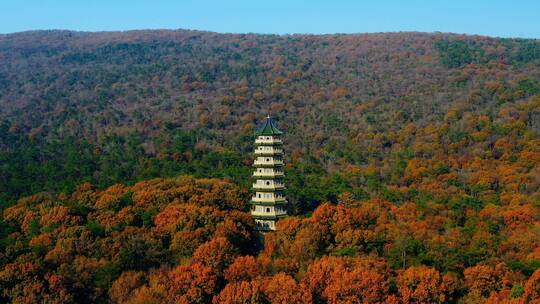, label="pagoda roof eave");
[255,116,283,136]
